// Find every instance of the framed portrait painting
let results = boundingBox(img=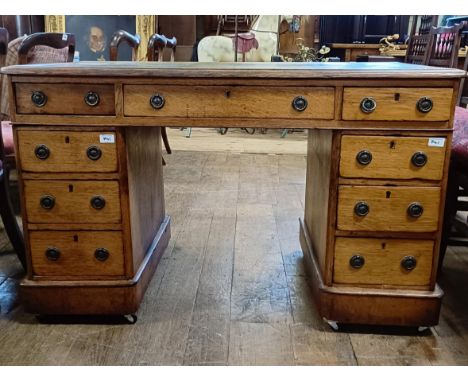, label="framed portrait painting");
[45,15,155,61]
